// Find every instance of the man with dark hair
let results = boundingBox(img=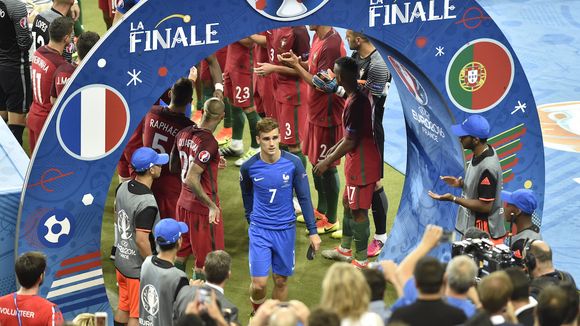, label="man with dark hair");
[139,218,189,326]
[535,282,579,326]
[525,240,577,299]
[31,0,75,62]
[502,189,542,256]
[171,98,226,279]
[0,252,64,325]
[362,268,389,321]
[429,115,506,243]
[343,29,392,256]
[463,226,490,240]
[50,31,99,101]
[390,256,467,325]
[277,25,346,235]
[475,271,519,326]
[318,56,382,268]
[28,15,73,152]
[240,117,320,313]
[115,146,166,326]
[505,267,536,326]
[0,0,32,145]
[174,250,239,324]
